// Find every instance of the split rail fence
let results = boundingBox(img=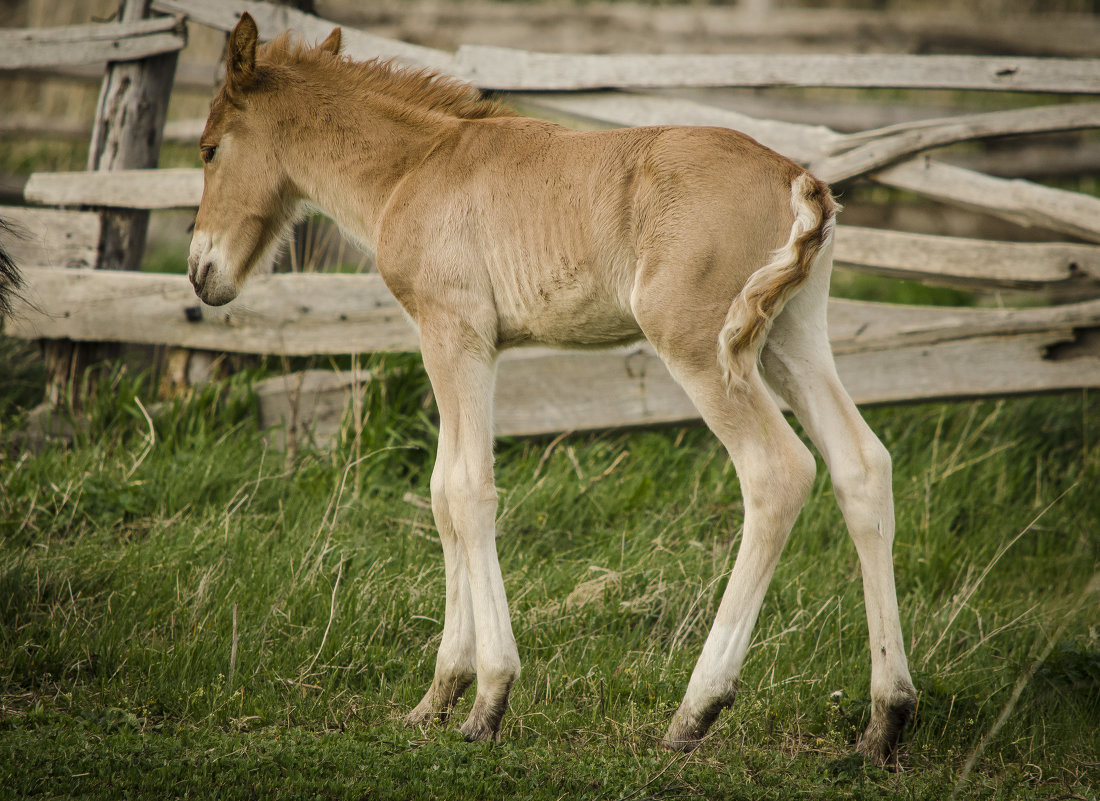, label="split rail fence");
[3,0,1100,438]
